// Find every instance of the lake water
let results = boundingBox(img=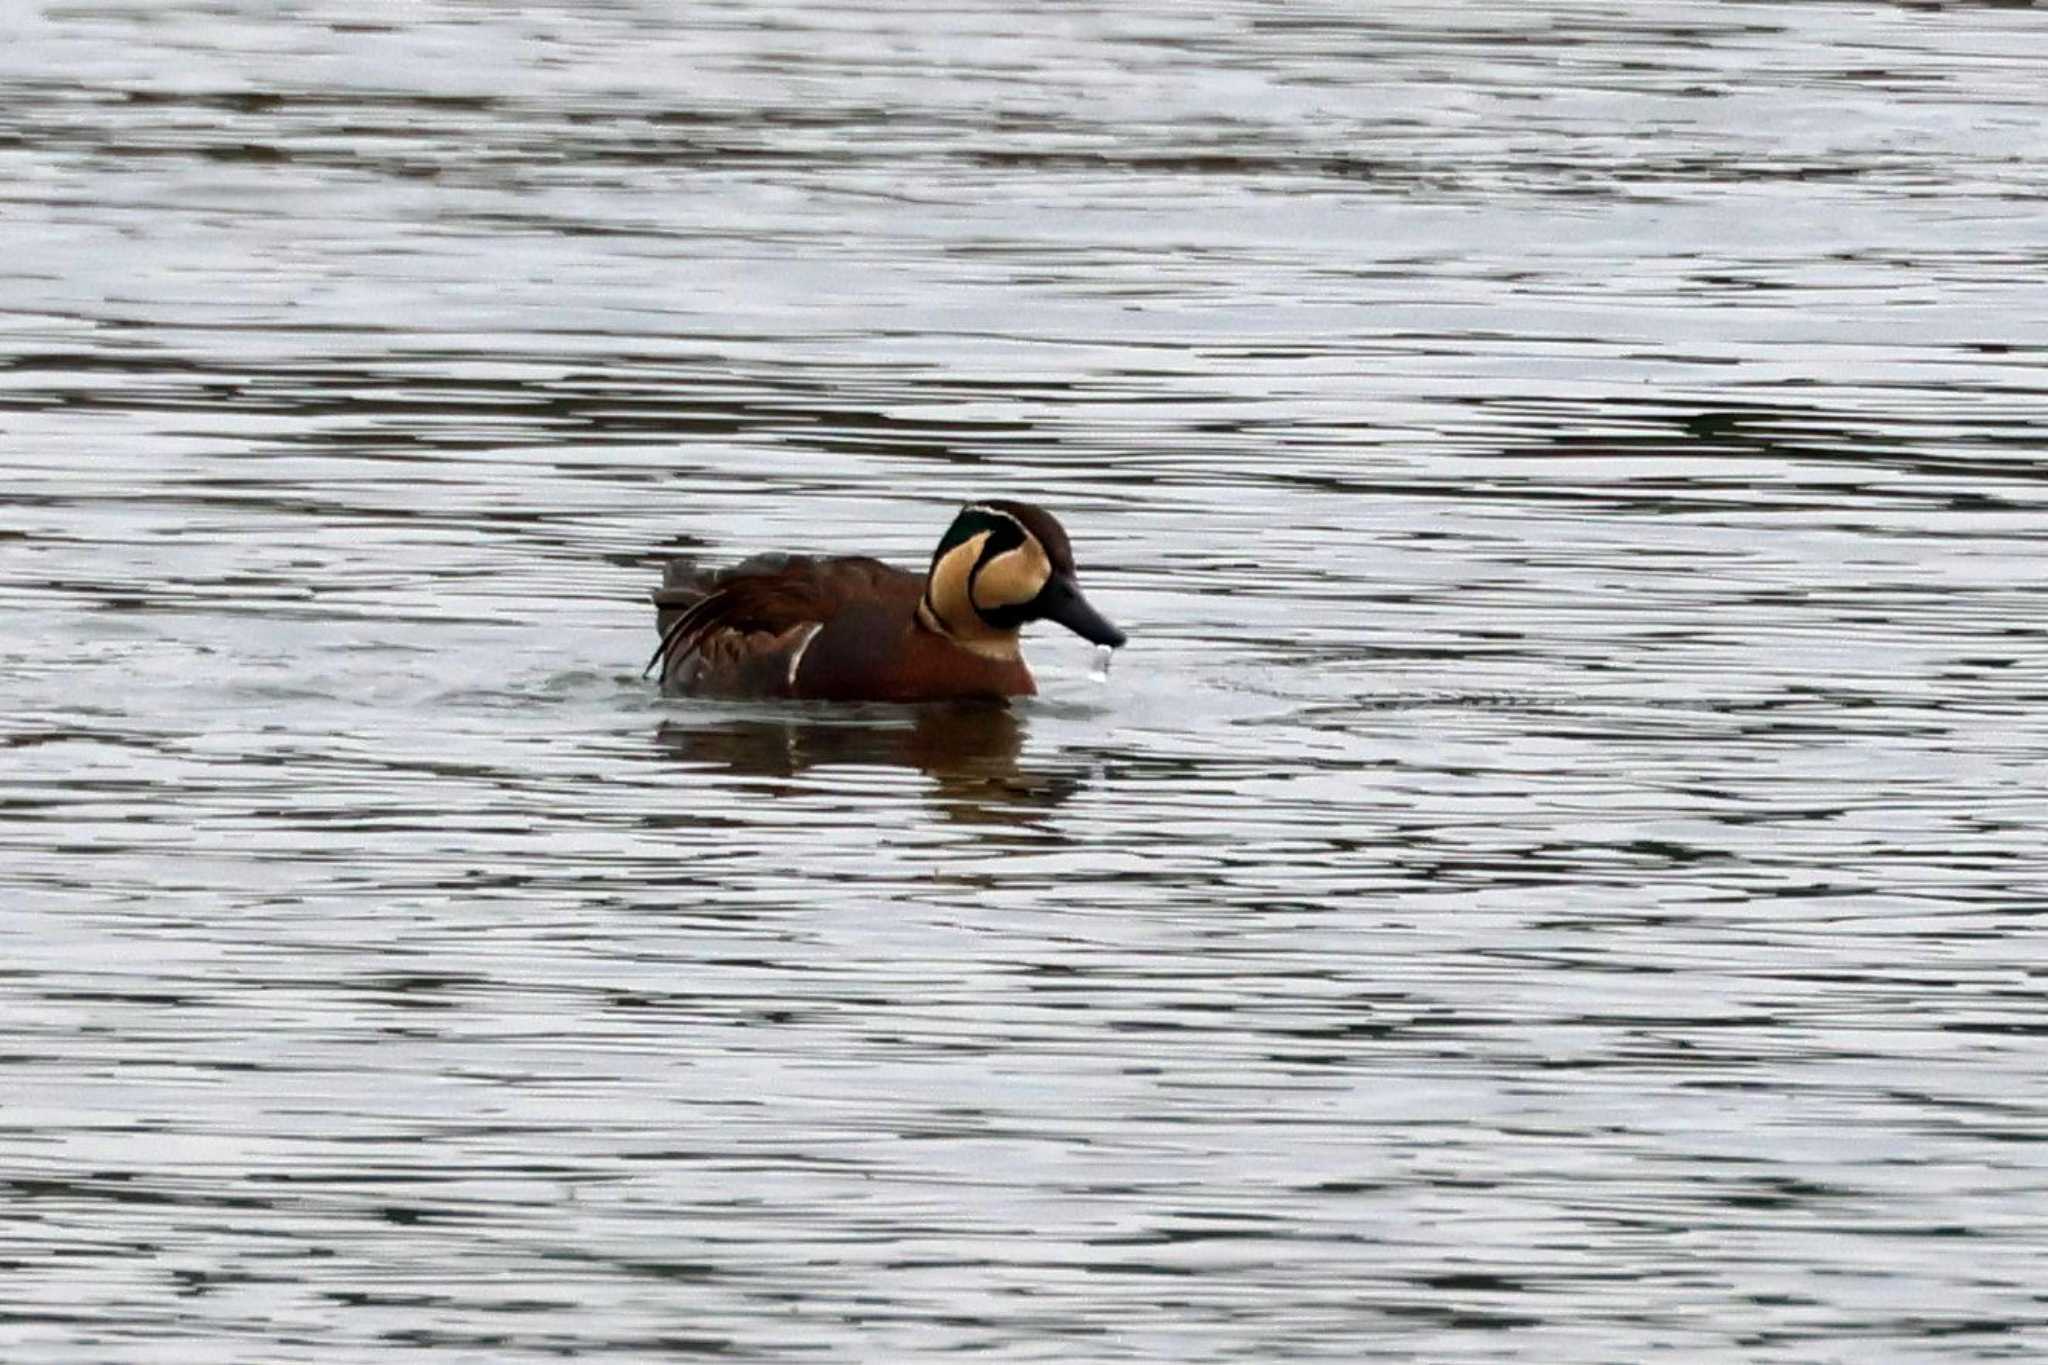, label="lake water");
[5,1,2048,1359]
